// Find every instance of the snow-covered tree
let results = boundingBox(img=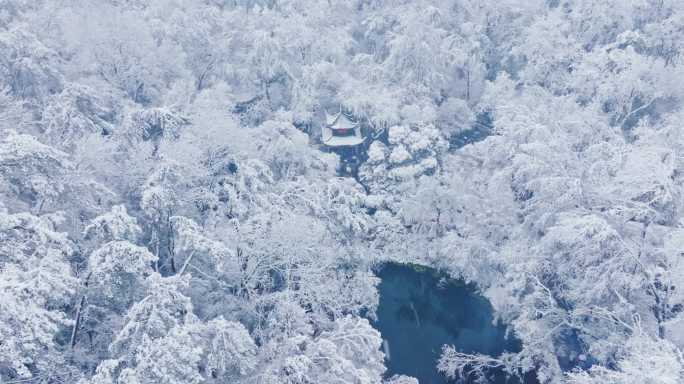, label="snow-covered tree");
[0,131,71,212]
[0,210,78,381]
[256,315,385,384]
[4,1,684,383]
[83,205,141,243]
[566,330,684,384]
